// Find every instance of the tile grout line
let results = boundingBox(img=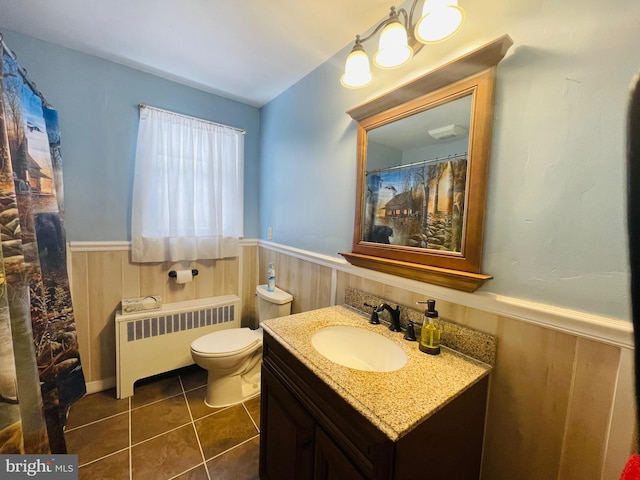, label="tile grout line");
[167,464,210,480]
[65,410,128,432]
[73,372,247,478]
[129,420,194,447]
[76,447,129,469]
[208,433,261,461]
[180,376,212,480]
[242,399,260,432]
[69,395,131,471]
[129,388,232,418]
[129,390,187,412]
